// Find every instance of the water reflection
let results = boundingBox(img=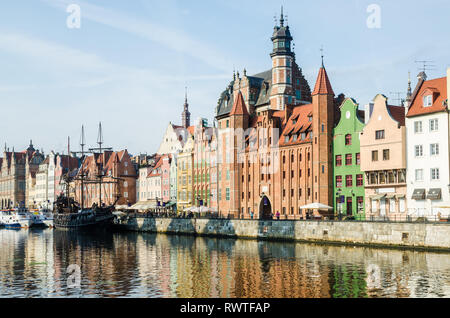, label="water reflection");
[0,229,449,298]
